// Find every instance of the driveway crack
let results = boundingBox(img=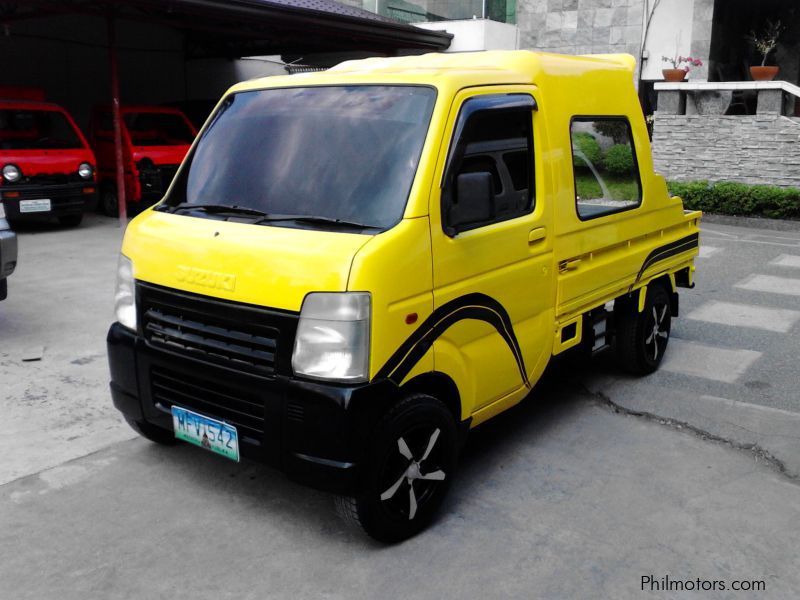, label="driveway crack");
[582,384,800,485]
